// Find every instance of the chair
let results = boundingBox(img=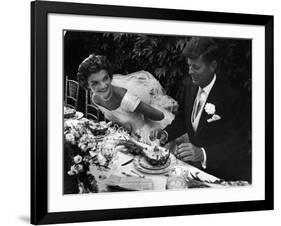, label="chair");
[85,89,104,121]
[64,76,80,109]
